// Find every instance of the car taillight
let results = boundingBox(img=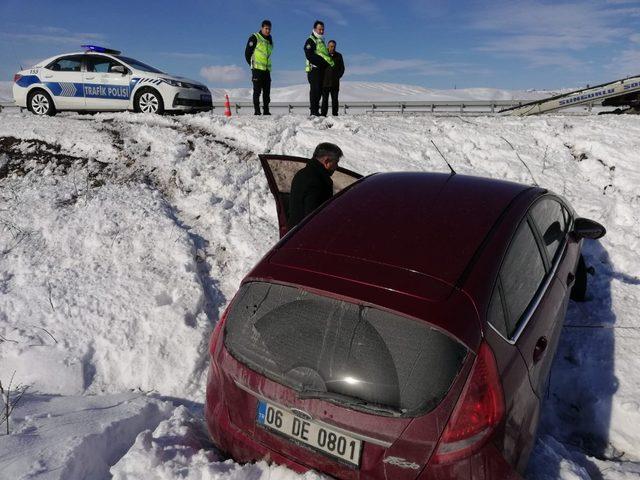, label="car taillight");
[14,74,22,83]
[432,341,504,464]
